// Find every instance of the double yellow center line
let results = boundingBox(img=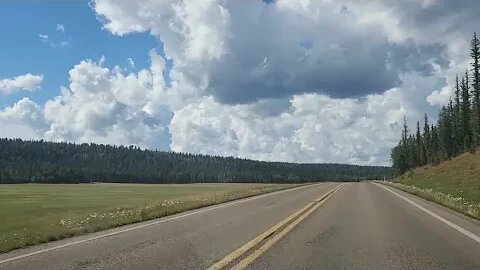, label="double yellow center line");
[207,183,344,270]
